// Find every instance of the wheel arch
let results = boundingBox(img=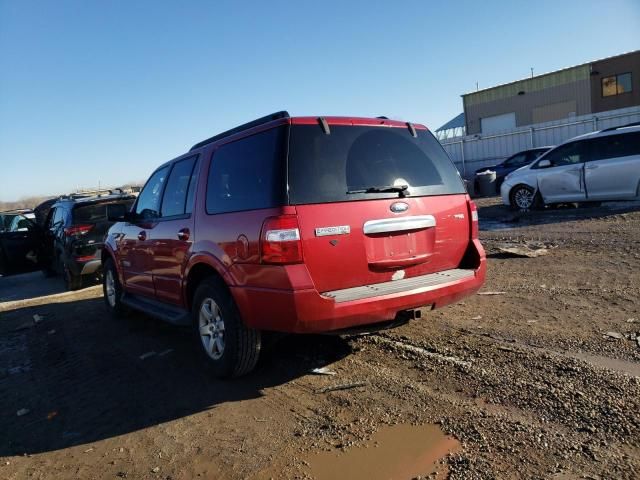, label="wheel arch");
[509,182,543,209]
[184,260,231,313]
[100,245,124,282]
